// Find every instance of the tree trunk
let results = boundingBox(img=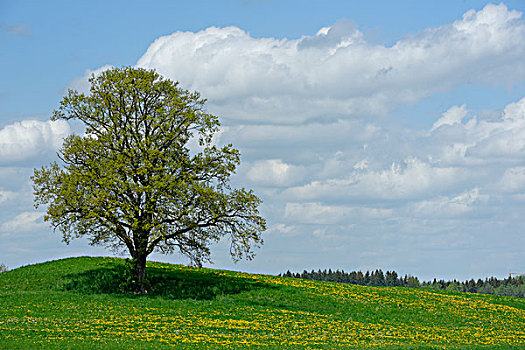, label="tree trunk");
[132,254,148,293]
